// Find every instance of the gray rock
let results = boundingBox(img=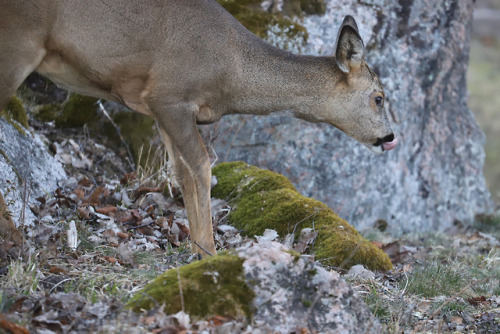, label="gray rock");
[0,119,66,226]
[209,0,493,234]
[238,241,380,333]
